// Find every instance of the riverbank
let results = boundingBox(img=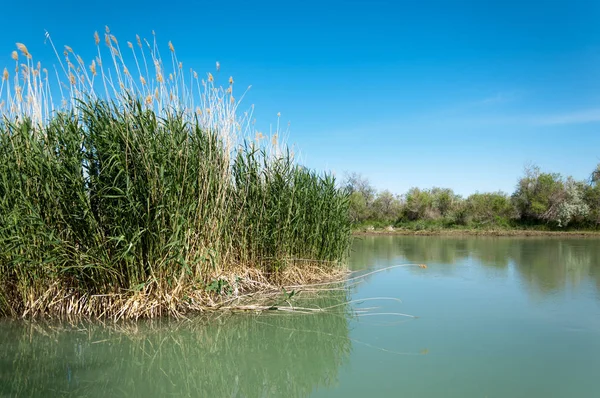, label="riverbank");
[353,227,600,237]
